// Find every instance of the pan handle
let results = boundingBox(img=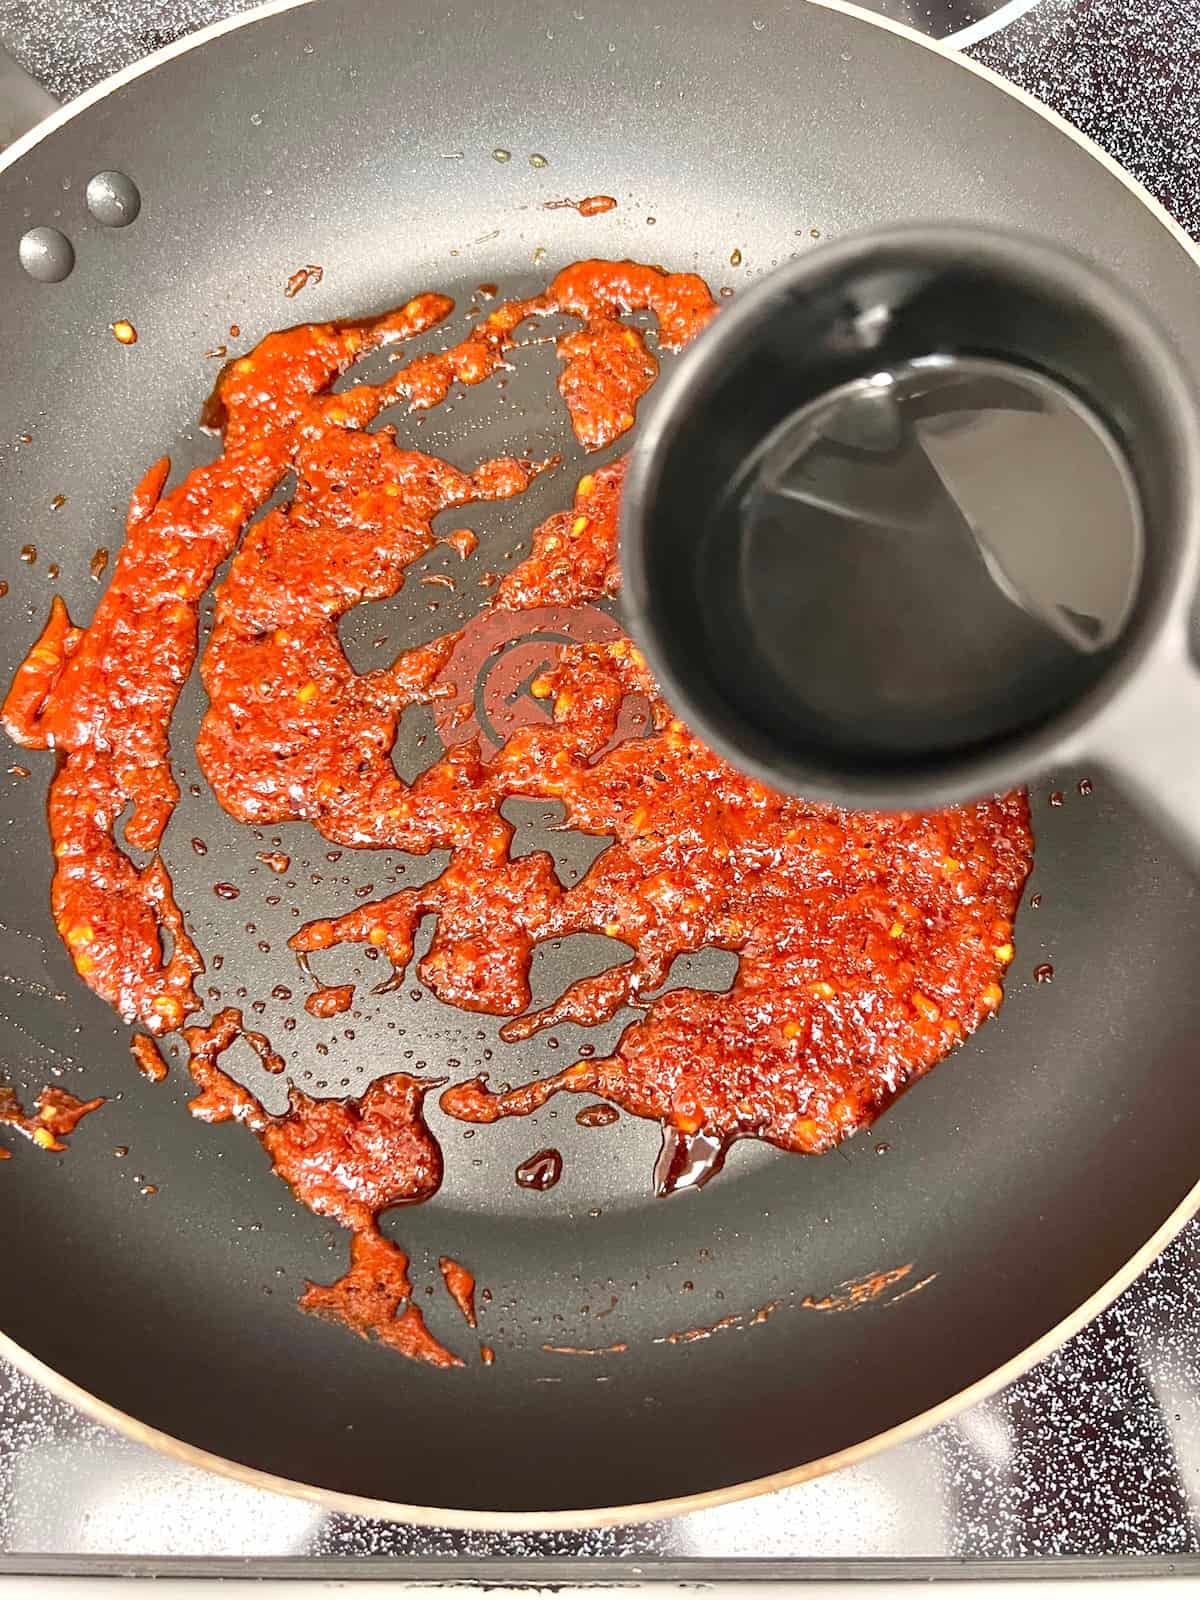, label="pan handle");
[0,45,58,149]
[1089,630,1200,869]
